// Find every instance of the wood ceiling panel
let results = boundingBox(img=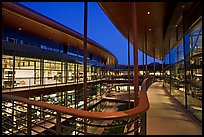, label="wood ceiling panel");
[99,2,173,60]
